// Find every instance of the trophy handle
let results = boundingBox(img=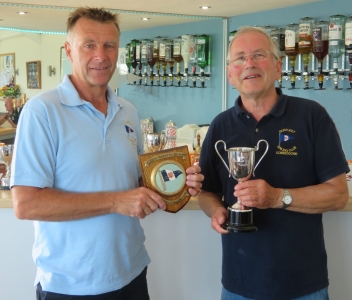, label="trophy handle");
[253,139,269,177]
[215,140,231,176]
[160,130,168,151]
